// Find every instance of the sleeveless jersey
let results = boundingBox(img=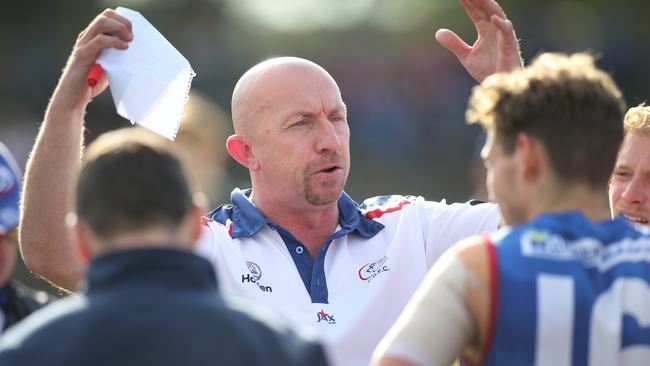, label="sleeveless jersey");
[483,211,650,366]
